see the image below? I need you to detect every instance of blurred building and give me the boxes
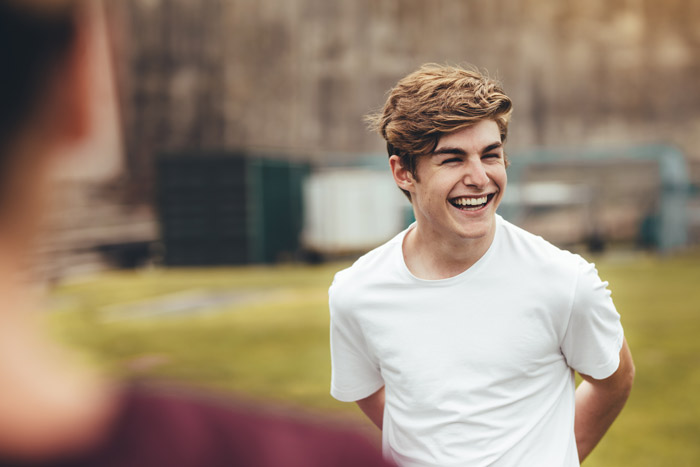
[40,0,700,276]
[111,0,700,199]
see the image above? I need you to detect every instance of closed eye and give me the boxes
[482,153,501,160]
[441,157,462,165]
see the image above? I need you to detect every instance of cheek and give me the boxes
[491,167,507,188]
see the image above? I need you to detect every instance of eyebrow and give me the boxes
[433,141,503,156]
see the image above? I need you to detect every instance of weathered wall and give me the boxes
[115,0,700,200]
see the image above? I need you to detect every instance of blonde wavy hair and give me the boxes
[366,64,513,199]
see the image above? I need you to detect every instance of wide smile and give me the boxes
[448,193,497,212]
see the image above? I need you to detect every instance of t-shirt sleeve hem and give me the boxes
[582,330,625,380]
[330,381,384,403]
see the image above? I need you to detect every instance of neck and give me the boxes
[403,219,497,280]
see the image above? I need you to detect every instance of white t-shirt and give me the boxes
[329,215,624,467]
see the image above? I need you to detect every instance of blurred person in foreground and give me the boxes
[0,1,392,466]
[329,64,635,466]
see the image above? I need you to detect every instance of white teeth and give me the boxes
[454,196,487,206]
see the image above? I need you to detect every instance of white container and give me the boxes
[302,168,410,255]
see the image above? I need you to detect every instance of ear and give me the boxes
[389,155,416,193]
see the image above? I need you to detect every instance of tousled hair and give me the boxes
[366,64,513,200]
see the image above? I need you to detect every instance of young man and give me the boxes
[0,1,391,465]
[329,64,635,466]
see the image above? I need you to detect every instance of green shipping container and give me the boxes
[156,152,309,265]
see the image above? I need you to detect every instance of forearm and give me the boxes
[574,379,630,461]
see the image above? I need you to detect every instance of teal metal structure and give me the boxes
[501,144,691,252]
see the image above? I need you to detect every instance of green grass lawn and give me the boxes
[45,251,700,465]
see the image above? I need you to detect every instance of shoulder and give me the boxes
[495,216,593,295]
[330,228,406,308]
[497,216,586,271]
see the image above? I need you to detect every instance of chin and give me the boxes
[455,219,495,239]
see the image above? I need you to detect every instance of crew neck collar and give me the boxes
[397,215,502,284]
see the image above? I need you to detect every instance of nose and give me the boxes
[462,158,489,187]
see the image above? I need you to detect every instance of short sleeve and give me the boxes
[329,277,384,402]
[560,260,624,380]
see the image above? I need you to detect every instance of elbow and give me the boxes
[617,338,635,399]
[623,360,635,397]
[614,357,635,403]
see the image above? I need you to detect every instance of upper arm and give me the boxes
[574,338,634,462]
[579,338,635,393]
[329,280,383,402]
[561,259,625,379]
[355,386,385,430]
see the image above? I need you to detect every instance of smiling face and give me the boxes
[391,119,507,247]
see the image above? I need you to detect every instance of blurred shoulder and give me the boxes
[77,384,392,467]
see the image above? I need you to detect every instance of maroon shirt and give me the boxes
[1,385,392,467]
